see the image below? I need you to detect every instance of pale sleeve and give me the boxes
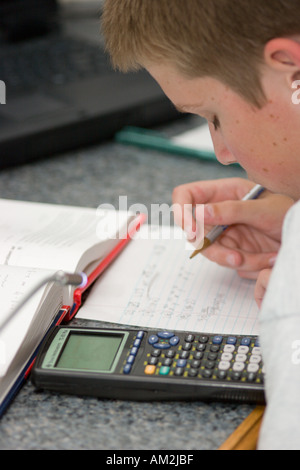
[258,201,300,450]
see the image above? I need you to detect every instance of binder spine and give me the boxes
[65,213,146,321]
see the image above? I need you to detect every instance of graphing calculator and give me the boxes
[32,324,265,404]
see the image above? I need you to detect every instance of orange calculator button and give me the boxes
[144,365,156,375]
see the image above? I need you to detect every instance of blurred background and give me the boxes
[0,0,182,169]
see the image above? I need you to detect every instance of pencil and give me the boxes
[190,184,265,260]
[218,406,265,450]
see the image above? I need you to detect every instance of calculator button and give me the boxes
[227,336,237,345]
[199,335,209,343]
[217,370,227,380]
[163,358,173,367]
[169,336,180,346]
[191,359,201,369]
[221,353,233,362]
[153,342,170,349]
[231,371,242,381]
[241,337,251,346]
[237,346,249,355]
[165,350,175,358]
[247,363,259,373]
[196,343,206,352]
[123,364,132,374]
[148,356,159,365]
[157,331,174,339]
[177,359,187,368]
[185,334,195,342]
[212,335,223,345]
[207,352,218,361]
[130,347,138,356]
[193,351,204,360]
[174,367,184,376]
[136,331,144,339]
[180,350,190,359]
[247,372,257,382]
[203,369,213,378]
[148,335,159,345]
[151,349,161,357]
[235,354,247,363]
[218,361,231,371]
[127,355,135,364]
[250,355,262,364]
[188,369,198,377]
[210,344,220,353]
[223,345,235,354]
[252,347,261,355]
[133,339,141,347]
[204,360,215,370]
[159,366,170,375]
[182,342,192,351]
[144,365,156,375]
[233,362,245,372]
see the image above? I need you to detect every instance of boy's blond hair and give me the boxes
[101,0,300,108]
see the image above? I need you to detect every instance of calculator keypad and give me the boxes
[143,331,264,384]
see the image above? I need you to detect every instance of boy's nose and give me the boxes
[210,130,237,165]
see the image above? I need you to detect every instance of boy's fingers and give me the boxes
[201,199,266,228]
[172,178,256,229]
[202,193,293,229]
[200,243,277,274]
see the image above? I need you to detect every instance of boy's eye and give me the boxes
[212,115,220,131]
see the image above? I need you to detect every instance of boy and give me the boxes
[101,0,300,449]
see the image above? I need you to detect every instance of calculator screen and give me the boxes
[55,331,124,372]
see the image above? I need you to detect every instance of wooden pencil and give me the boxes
[218,406,265,450]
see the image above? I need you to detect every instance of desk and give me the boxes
[0,116,255,450]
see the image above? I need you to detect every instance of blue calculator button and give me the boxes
[148,335,159,345]
[157,331,174,339]
[123,364,132,374]
[241,337,251,346]
[127,355,135,364]
[212,335,223,345]
[153,342,170,350]
[136,331,144,339]
[227,336,237,345]
[133,339,141,348]
[169,336,180,346]
[130,347,138,356]
[177,359,187,368]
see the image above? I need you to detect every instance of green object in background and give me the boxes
[115,126,218,162]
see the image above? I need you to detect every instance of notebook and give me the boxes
[0,197,144,414]
[77,224,260,336]
[0,0,180,169]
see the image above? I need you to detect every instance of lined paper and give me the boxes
[78,225,260,335]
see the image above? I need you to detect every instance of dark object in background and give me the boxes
[0,0,180,169]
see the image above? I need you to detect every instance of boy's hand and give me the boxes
[172,177,294,279]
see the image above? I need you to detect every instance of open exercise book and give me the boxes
[0,198,141,412]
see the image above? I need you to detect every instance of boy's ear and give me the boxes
[264,38,300,83]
